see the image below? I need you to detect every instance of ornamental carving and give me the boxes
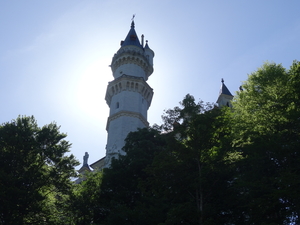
[111,47,153,77]
[105,74,153,107]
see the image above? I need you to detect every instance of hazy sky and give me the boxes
[1,0,300,168]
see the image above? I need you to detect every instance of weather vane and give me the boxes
[132,14,136,21]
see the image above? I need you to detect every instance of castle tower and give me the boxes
[104,20,154,167]
[217,78,233,107]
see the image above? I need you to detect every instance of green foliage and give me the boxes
[98,127,168,225]
[68,61,300,225]
[70,95,238,225]
[68,171,103,224]
[148,95,237,225]
[229,61,300,224]
[0,116,79,224]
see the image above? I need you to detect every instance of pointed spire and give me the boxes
[120,18,142,48]
[217,79,233,108]
[219,78,233,96]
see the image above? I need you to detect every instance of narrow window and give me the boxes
[116,102,119,109]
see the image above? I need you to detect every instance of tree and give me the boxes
[147,94,238,225]
[229,61,300,224]
[90,95,239,225]
[0,116,79,224]
[68,171,103,225]
[98,127,168,225]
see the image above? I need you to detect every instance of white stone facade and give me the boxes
[104,22,154,167]
[216,79,234,107]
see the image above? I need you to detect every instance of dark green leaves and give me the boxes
[229,61,300,224]
[0,116,79,224]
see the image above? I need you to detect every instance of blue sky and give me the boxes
[1,0,300,168]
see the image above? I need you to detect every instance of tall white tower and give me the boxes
[104,20,154,166]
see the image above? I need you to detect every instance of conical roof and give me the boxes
[144,41,150,49]
[219,78,233,96]
[121,21,142,48]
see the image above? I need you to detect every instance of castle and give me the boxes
[77,20,233,174]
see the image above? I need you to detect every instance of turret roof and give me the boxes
[144,41,150,49]
[121,21,143,48]
[219,79,233,96]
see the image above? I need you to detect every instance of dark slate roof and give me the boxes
[144,40,154,56]
[144,41,150,49]
[219,79,233,96]
[121,21,143,48]
[78,163,91,173]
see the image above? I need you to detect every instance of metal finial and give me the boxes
[221,78,224,83]
[131,14,136,28]
[131,14,136,21]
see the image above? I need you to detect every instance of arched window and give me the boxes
[116,102,119,109]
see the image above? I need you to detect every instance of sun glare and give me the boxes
[76,58,111,119]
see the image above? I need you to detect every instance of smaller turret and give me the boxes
[217,78,233,107]
[144,40,154,67]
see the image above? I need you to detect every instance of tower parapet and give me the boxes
[110,21,154,81]
[144,40,154,67]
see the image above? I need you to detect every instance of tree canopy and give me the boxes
[228,61,300,224]
[84,61,300,224]
[3,60,300,225]
[0,116,79,224]
[74,95,237,225]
